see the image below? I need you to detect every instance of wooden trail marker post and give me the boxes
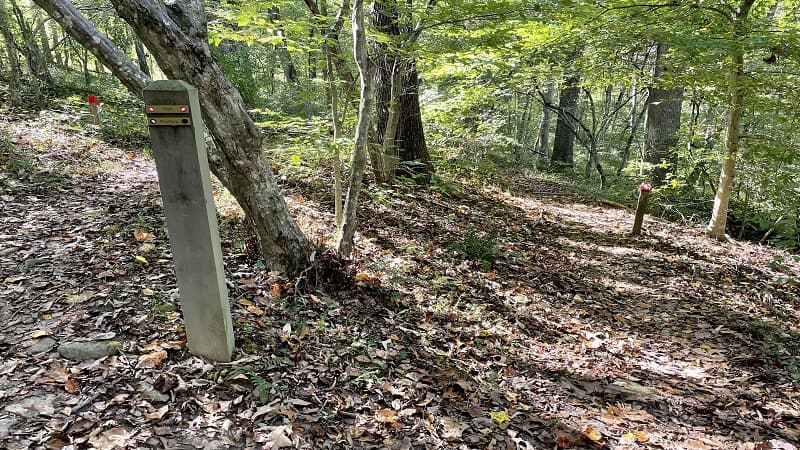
[88,95,101,125]
[631,182,652,236]
[143,80,234,362]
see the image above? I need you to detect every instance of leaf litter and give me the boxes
[1,115,799,449]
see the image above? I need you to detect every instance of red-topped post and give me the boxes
[632,182,652,236]
[87,95,101,126]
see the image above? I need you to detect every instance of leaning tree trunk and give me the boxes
[551,76,579,169]
[706,0,755,241]
[34,0,311,275]
[644,44,684,187]
[335,0,373,256]
[0,0,22,105]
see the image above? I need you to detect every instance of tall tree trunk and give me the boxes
[50,25,61,66]
[134,38,150,77]
[34,0,311,275]
[534,82,554,159]
[335,0,372,256]
[0,0,22,105]
[39,21,53,65]
[371,0,432,183]
[706,0,755,240]
[551,76,579,169]
[644,44,684,187]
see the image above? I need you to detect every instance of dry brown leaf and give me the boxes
[64,377,81,394]
[144,405,169,422]
[376,408,397,424]
[247,305,265,315]
[583,426,602,442]
[137,350,168,368]
[87,427,131,450]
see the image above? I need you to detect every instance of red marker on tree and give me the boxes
[88,94,100,105]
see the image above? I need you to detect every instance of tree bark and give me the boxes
[134,38,150,77]
[371,0,432,183]
[335,0,372,256]
[644,44,684,187]
[0,0,22,105]
[706,0,755,240]
[551,76,579,168]
[9,0,52,90]
[34,0,311,275]
[534,82,554,159]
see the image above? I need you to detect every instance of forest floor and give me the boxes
[1,111,800,450]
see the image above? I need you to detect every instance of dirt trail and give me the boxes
[1,116,799,449]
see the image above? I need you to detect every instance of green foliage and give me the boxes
[454,227,499,270]
[770,255,800,286]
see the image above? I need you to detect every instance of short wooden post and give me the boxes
[88,95,101,126]
[143,80,234,362]
[632,182,652,236]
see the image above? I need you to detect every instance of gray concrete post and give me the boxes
[143,80,234,362]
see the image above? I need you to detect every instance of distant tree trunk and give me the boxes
[707,0,755,240]
[0,0,22,105]
[34,0,312,275]
[81,46,89,86]
[372,0,432,183]
[50,25,62,66]
[534,82,554,159]
[304,0,352,226]
[134,38,150,77]
[268,7,298,83]
[617,86,647,175]
[551,76,579,169]
[644,44,684,187]
[39,21,53,65]
[9,0,53,90]
[335,0,372,256]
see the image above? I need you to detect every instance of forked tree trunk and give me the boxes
[335,0,373,256]
[707,0,755,241]
[644,44,684,187]
[34,0,311,275]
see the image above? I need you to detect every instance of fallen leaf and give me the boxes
[30,329,50,338]
[266,425,293,448]
[583,426,602,442]
[134,255,148,264]
[489,410,510,424]
[137,350,168,368]
[144,405,169,421]
[88,427,130,450]
[133,230,153,241]
[247,305,265,315]
[377,408,397,424]
[64,377,81,394]
[440,416,469,441]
